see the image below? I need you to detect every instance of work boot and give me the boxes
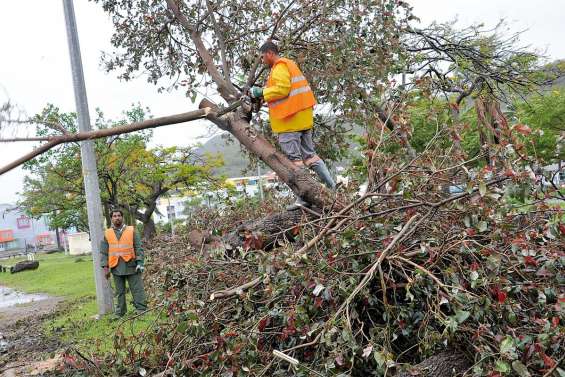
[310,160,336,189]
[286,196,309,211]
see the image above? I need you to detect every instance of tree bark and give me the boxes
[222,209,317,251]
[190,209,320,253]
[395,351,471,377]
[142,217,157,241]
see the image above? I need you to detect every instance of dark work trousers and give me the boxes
[112,272,147,316]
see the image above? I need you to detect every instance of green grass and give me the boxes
[48,298,158,354]
[0,252,95,297]
[0,252,156,354]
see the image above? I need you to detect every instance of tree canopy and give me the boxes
[19,104,222,239]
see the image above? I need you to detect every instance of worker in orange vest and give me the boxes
[100,209,147,317]
[249,41,335,209]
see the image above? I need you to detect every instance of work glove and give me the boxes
[135,262,145,273]
[103,266,111,279]
[249,86,263,99]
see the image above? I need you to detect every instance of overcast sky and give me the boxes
[1,0,564,204]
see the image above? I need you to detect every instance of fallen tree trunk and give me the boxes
[200,100,334,210]
[185,101,341,252]
[395,351,471,377]
[10,261,39,274]
[188,208,319,252]
[222,208,315,251]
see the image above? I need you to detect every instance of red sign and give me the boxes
[16,215,30,229]
[0,230,14,242]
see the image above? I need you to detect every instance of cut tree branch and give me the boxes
[0,136,51,142]
[209,276,262,300]
[0,108,212,176]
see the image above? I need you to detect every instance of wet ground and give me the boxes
[0,286,64,376]
[0,287,49,310]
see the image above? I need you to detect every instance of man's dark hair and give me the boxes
[111,209,124,217]
[259,41,279,54]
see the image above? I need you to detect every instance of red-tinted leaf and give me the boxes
[243,232,264,251]
[470,261,480,271]
[542,354,556,369]
[466,228,477,237]
[497,290,507,304]
[559,224,565,235]
[551,316,560,328]
[511,236,527,247]
[504,168,516,177]
[258,317,270,332]
[490,286,507,304]
[481,248,493,256]
[513,123,532,135]
[524,256,538,267]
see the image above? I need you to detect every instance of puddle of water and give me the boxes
[0,286,48,309]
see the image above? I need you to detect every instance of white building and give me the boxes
[154,173,281,223]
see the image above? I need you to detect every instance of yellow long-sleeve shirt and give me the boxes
[263,62,313,134]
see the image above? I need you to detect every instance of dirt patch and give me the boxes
[0,295,65,376]
[0,296,63,330]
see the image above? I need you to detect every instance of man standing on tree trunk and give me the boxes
[250,41,336,210]
[100,209,147,317]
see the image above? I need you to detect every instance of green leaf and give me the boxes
[373,351,386,367]
[495,360,511,374]
[500,336,518,360]
[511,361,531,377]
[479,181,487,197]
[176,321,188,333]
[464,216,471,228]
[454,309,470,324]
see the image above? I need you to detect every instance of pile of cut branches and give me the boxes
[72,136,563,377]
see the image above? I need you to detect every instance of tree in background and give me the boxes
[513,88,565,164]
[19,104,222,239]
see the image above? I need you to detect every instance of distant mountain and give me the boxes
[195,121,364,178]
[196,133,254,177]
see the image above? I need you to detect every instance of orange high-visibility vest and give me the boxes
[105,226,135,268]
[266,58,316,120]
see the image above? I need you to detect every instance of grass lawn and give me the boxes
[0,252,95,297]
[0,252,156,354]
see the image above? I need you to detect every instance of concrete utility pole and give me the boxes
[62,0,113,314]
